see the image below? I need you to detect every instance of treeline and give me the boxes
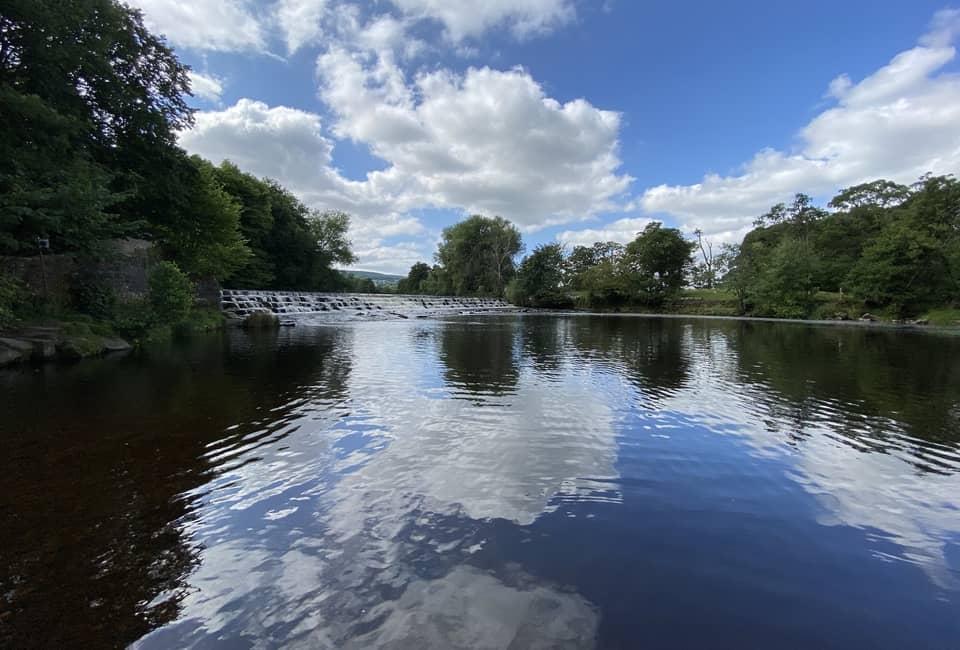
[1,0,356,294]
[727,176,960,318]
[398,175,959,319]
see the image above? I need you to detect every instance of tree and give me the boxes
[435,215,522,296]
[398,262,431,294]
[829,180,912,211]
[213,161,275,288]
[846,175,959,315]
[508,243,570,307]
[691,229,719,288]
[0,0,192,253]
[151,156,250,280]
[752,237,820,318]
[567,241,624,290]
[621,223,695,305]
[753,193,827,239]
[309,210,356,270]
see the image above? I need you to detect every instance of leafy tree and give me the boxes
[753,193,827,240]
[1,0,192,253]
[213,162,274,288]
[148,261,194,326]
[398,262,431,294]
[622,222,695,305]
[752,237,820,318]
[421,265,453,295]
[567,241,624,290]
[435,215,522,296]
[151,156,250,280]
[509,243,570,307]
[829,180,911,211]
[843,175,959,315]
[309,210,356,271]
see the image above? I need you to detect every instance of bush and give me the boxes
[111,298,155,340]
[148,261,195,326]
[71,272,116,320]
[0,272,26,328]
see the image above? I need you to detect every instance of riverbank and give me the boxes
[0,307,226,368]
[570,288,960,327]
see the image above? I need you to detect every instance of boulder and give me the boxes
[910,318,930,326]
[102,338,133,353]
[833,312,850,321]
[0,338,32,366]
[859,313,878,322]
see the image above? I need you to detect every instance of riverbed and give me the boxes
[2,315,958,648]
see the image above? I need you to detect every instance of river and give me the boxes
[2,315,958,648]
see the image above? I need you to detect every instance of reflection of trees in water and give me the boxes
[568,316,692,397]
[439,319,519,395]
[0,328,352,648]
[517,317,568,374]
[727,323,960,454]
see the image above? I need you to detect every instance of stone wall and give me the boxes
[0,239,159,305]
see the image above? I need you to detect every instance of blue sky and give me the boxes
[131,0,960,274]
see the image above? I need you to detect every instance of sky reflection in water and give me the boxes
[1,316,959,649]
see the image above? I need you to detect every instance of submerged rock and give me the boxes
[241,312,281,329]
[0,337,32,366]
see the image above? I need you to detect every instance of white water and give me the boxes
[220,289,515,320]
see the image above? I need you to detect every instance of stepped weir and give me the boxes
[220,289,515,321]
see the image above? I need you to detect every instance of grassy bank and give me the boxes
[568,288,959,325]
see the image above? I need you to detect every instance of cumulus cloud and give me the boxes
[387,0,575,42]
[557,217,652,248]
[639,8,960,242]
[187,71,224,102]
[274,0,330,54]
[127,0,266,52]
[178,99,425,273]
[316,50,632,229]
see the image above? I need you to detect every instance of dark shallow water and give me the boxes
[2,315,959,649]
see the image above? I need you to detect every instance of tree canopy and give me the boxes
[1,0,358,291]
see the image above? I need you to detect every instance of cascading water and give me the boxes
[220,289,516,321]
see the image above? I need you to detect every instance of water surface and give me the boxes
[2,315,959,648]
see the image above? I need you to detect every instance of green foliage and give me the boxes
[70,272,116,321]
[0,271,26,327]
[149,155,250,281]
[398,262,432,293]
[622,223,695,306]
[436,215,522,297]
[752,238,820,318]
[1,0,191,255]
[148,261,195,326]
[509,243,571,307]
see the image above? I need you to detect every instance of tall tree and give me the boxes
[398,262,431,294]
[621,222,695,305]
[0,0,193,252]
[435,215,522,297]
[508,243,570,307]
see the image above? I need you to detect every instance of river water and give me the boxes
[2,315,959,648]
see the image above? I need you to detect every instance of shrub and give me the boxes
[0,272,26,328]
[71,272,116,320]
[148,261,195,326]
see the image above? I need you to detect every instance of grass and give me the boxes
[918,308,960,326]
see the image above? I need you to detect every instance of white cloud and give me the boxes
[127,0,266,52]
[178,99,426,274]
[557,217,652,248]
[640,8,960,242]
[188,71,224,102]
[316,50,632,229]
[274,0,330,54]
[388,0,575,42]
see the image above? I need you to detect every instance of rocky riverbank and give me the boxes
[0,325,132,367]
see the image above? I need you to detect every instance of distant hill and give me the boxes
[339,269,403,285]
